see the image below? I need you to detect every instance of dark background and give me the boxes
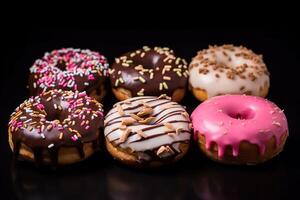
[1,30,299,200]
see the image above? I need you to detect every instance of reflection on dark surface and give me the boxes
[11,154,108,200]
[191,161,288,200]
[105,165,188,200]
[10,143,289,200]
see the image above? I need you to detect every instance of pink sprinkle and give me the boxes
[17,122,23,126]
[88,74,95,80]
[79,92,86,97]
[85,126,90,130]
[97,111,103,117]
[71,135,78,141]
[80,121,85,126]
[37,104,44,110]
[69,63,76,69]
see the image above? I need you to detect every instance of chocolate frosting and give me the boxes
[110,46,189,97]
[9,89,104,166]
[28,48,109,97]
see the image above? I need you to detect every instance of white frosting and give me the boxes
[104,96,191,156]
[189,45,270,98]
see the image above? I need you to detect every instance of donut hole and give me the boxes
[43,105,67,123]
[55,59,67,70]
[227,108,255,120]
[212,51,251,69]
[212,53,232,67]
[45,113,61,122]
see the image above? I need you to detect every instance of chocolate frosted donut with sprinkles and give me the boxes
[8,89,104,166]
[104,95,192,167]
[109,46,189,102]
[29,48,109,102]
[189,44,270,101]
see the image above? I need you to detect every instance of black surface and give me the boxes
[1,30,299,200]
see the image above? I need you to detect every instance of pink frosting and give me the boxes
[191,95,288,158]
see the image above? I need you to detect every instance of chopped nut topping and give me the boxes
[117,104,125,116]
[119,128,132,143]
[121,118,136,126]
[164,122,175,130]
[139,117,155,124]
[137,107,153,117]
[137,130,147,138]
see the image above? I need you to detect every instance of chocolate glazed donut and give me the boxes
[109,46,189,102]
[28,48,109,102]
[8,89,104,166]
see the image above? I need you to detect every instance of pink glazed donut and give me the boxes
[191,95,288,165]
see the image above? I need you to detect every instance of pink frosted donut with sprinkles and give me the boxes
[8,89,104,166]
[191,95,288,165]
[29,48,109,101]
[189,44,270,101]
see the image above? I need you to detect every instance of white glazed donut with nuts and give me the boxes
[104,95,192,167]
[189,44,270,101]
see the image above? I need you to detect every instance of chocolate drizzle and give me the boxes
[49,147,59,166]
[14,141,21,157]
[76,141,85,158]
[33,148,44,166]
[8,89,104,166]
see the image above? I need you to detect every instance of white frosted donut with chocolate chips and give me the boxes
[189,45,270,101]
[104,95,192,167]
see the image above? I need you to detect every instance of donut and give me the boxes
[8,89,104,166]
[189,45,270,101]
[29,48,109,102]
[104,95,192,167]
[191,95,288,165]
[109,46,189,102]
